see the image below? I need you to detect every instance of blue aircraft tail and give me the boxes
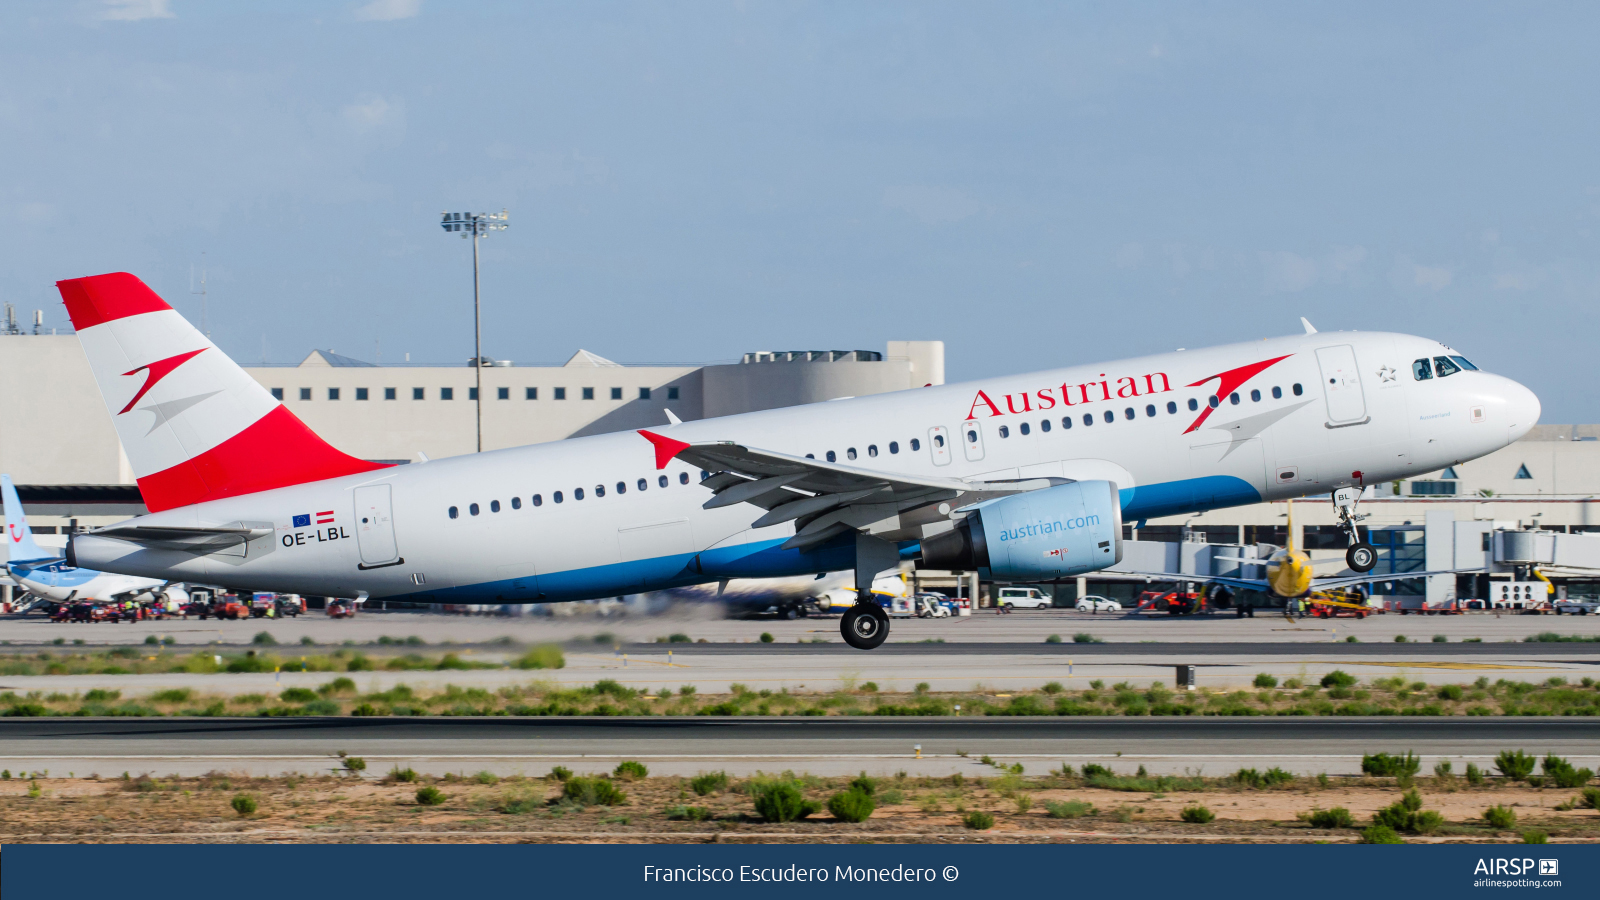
[2,474,53,563]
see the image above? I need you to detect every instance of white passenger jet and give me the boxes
[59,273,1539,649]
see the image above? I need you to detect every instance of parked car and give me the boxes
[996,587,1052,609]
[1075,595,1121,612]
[1554,599,1600,615]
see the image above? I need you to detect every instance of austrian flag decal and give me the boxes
[291,512,335,528]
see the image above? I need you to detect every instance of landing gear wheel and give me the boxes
[1346,542,1377,573]
[840,603,889,650]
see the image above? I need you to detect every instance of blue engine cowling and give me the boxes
[918,480,1123,581]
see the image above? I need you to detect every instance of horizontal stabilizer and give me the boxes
[90,523,272,553]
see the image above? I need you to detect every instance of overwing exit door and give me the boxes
[1315,344,1368,425]
[353,484,402,568]
[962,421,986,462]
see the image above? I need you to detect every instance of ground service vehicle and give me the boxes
[1075,595,1121,612]
[996,587,1052,609]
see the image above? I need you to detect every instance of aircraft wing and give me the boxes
[87,523,272,553]
[642,431,1054,551]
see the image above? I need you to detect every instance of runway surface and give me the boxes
[665,641,1600,657]
[5,606,1599,648]
[5,716,1595,779]
[2,639,1595,699]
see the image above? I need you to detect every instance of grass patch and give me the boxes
[512,645,566,670]
[962,811,995,830]
[1046,799,1097,819]
[752,781,820,823]
[563,777,626,807]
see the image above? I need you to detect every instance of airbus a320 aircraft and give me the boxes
[59,273,1539,649]
[3,473,179,606]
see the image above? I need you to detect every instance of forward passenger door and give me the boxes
[1316,345,1368,426]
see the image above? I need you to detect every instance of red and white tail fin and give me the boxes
[57,272,389,513]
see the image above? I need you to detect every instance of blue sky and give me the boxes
[4,2,1598,420]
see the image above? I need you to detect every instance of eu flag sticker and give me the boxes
[292,514,310,528]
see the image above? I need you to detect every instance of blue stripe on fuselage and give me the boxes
[1118,475,1261,521]
[390,533,860,605]
[391,475,1259,604]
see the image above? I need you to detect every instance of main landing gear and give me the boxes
[1333,485,1376,573]
[841,603,890,650]
[840,533,900,650]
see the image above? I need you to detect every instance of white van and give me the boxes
[996,587,1052,609]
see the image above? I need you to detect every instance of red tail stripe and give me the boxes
[58,273,172,330]
[136,405,390,512]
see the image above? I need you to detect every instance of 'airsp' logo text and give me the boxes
[1474,859,1556,876]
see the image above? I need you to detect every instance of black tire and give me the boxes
[840,603,889,650]
[783,606,798,620]
[1346,542,1377,573]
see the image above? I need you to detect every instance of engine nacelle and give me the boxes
[919,480,1123,581]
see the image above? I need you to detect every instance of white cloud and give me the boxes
[882,185,983,225]
[16,202,54,222]
[342,96,400,132]
[97,0,175,21]
[353,0,421,22]
[1258,246,1367,293]
[1413,264,1453,291]
[1259,251,1319,293]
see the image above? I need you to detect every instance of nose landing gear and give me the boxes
[1333,485,1376,573]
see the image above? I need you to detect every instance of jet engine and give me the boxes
[919,480,1123,581]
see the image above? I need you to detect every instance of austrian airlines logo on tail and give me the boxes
[118,348,208,414]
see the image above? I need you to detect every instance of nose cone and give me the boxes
[1503,378,1541,444]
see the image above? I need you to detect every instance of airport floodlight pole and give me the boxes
[440,209,509,452]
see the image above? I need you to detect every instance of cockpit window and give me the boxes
[1450,355,1478,371]
[1433,356,1461,377]
[1412,358,1433,380]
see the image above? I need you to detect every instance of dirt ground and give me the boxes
[1,770,1594,844]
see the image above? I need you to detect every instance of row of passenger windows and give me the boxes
[271,386,681,402]
[811,438,923,463]
[1413,356,1477,380]
[448,471,695,518]
[805,384,1307,460]
[988,384,1306,436]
